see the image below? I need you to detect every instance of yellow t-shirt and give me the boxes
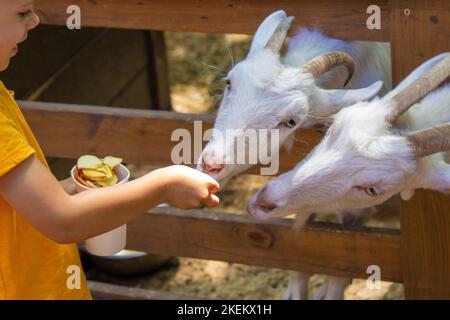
[0,81,91,300]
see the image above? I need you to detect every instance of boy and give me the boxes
[0,0,220,299]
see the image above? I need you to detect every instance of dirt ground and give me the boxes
[85,31,404,300]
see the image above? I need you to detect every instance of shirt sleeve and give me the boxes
[0,109,36,177]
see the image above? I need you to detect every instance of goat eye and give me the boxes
[364,186,382,197]
[225,79,231,90]
[283,118,297,128]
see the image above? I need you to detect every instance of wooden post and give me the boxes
[389,0,450,299]
[146,30,171,110]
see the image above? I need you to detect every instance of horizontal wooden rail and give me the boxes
[35,0,389,42]
[19,100,323,175]
[126,206,402,282]
[88,281,206,300]
[20,102,402,281]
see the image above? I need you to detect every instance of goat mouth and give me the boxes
[206,168,229,181]
[257,203,277,212]
[207,168,223,174]
[247,202,277,219]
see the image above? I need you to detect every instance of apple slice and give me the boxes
[100,164,113,180]
[75,170,91,188]
[82,169,107,181]
[77,155,102,170]
[97,172,118,187]
[103,156,123,169]
[76,154,124,188]
[109,172,119,185]
[84,180,99,188]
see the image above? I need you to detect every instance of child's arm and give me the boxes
[0,155,219,244]
[59,177,76,195]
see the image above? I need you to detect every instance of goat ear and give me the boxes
[248,10,287,56]
[311,81,383,116]
[400,189,415,201]
[420,164,450,194]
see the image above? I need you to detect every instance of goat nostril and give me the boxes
[258,203,277,211]
[202,159,224,173]
[255,189,277,212]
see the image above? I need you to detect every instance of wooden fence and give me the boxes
[26,0,450,299]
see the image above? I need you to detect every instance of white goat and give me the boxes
[248,53,450,249]
[199,10,390,181]
[198,10,391,300]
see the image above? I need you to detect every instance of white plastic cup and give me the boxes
[70,164,130,256]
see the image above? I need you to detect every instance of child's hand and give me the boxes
[160,165,220,209]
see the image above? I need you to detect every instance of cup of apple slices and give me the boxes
[70,155,130,256]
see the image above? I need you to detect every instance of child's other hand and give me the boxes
[161,165,220,209]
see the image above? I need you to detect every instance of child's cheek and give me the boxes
[0,38,11,65]
[0,31,19,71]
[0,44,11,71]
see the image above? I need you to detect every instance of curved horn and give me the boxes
[386,55,450,125]
[264,16,294,54]
[301,52,355,87]
[407,123,450,158]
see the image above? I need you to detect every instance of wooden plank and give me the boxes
[88,281,206,300]
[125,206,402,282]
[0,25,102,99]
[34,29,152,107]
[390,0,450,85]
[19,101,323,175]
[399,191,450,299]
[389,0,450,299]
[109,67,154,109]
[35,0,389,42]
[146,31,171,110]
